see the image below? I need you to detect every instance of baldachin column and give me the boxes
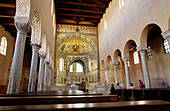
[7,17,30,94]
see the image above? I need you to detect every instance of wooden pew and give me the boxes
[0,95,118,106]
[0,100,169,111]
[0,90,103,97]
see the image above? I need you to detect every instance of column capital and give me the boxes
[39,51,46,58]
[122,56,129,62]
[105,65,110,70]
[14,16,31,33]
[136,45,147,52]
[48,64,52,69]
[161,29,170,39]
[100,68,105,71]
[112,61,119,66]
[30,43,41,48]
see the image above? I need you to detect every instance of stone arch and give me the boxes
[113,49,122,62]
[31,10,41,46]
[106,55,112,66]
[100,60,106,85]
[123,39,137,57]
[68,58,89,88]
[140,23,163,46]
[100,60,105,69]
[69,58,88,71]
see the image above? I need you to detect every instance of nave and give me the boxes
[0,0,170,110]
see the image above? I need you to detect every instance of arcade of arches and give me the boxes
[0,0,170,94]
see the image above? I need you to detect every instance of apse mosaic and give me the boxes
[55,24,98,89]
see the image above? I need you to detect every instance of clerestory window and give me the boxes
[0,37,7,56]
[133,51,139,64]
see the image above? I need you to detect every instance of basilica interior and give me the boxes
[0,0,170,110]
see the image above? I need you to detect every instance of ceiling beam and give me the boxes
[57,18,100,23]
[2,23,14,26]
[0,3,16,8]
[0,15,14,18]
[58,13,101,19]
[58,7,104,14]
[56,22,97,27]
[59,1,106,8]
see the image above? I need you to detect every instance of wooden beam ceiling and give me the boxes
[55,0,112,26]
[59,1,106,8]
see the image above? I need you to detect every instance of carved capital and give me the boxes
[112,61,119,66]
[105,65,110,70]
[136,45,147,52]
[161,29,170,39]
[122,56,129,62]
[48,64,52,69]
[136,45,147,55]
[100,69,105,71]
[30,42,41,48]
[39,51,46,58]
[14,16,31,33]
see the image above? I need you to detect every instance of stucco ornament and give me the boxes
[31,11,41,46]
[16,0,30,17]
[39,33,47,57]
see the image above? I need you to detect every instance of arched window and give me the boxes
[76,63,83,72]
[119,0,124,9]
[133,51,139,64]
[70,64,73,72]
[147,46,152,59]
[163,39,170,54]
[59,58,64,71]
[0,37,7,56]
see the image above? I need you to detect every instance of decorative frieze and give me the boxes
[57,24,97,35]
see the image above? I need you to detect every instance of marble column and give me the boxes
[137,45,151,88]
[112,61,119,85]
[122,56,131,89]
[47,64,52,90]
[7,17,30,94]
[105,65,110,85]
[43,61,49,91]
[162,29,170,46]
[86,69,90,89]
[28,44,40,92]
[37,53,46,91]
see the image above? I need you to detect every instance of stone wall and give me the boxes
[0,25,15,93]
[98,0,170,88]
